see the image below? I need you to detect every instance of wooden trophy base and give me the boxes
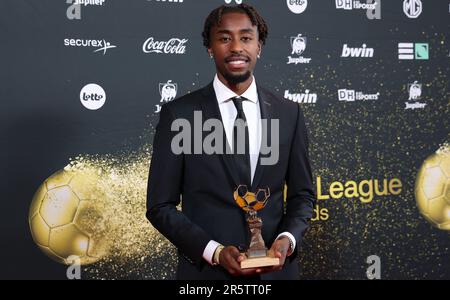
[240,256,280,269]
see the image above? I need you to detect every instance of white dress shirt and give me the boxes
[202,75,296,265]
[214,74,261,182]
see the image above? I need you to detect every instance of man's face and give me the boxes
[208,12,261,85]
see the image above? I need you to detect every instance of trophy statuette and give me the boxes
[234,185,280,269]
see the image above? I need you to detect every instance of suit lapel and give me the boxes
[200,83,240,188]
[251,87,276,191]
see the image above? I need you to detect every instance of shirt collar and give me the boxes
[213,74,258,104]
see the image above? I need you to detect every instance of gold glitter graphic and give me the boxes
[30,147,177,279]
[70,149,178,279]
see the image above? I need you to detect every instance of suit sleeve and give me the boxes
[281,104,316,253]
[146,104,211,266]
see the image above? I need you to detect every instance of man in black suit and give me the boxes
[146,4,315,280]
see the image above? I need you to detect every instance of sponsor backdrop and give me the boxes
[0,0,448,279]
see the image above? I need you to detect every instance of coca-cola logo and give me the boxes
[142,37,188,54]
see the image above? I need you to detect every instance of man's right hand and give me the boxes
[218,246,262,276]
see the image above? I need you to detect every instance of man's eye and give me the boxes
[220,37,231,42]
[242,37,252,41]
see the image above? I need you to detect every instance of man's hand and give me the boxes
[218,238,290,276]
[218,246,262,276]
[265,236,290,272]
[242,236,290,275]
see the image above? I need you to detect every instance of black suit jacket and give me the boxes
[146,82,315,280]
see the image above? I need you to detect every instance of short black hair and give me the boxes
[202,4,269,48]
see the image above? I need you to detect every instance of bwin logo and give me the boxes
[341,44,374,58]
[225,0,243,4]
[284,90,317,104]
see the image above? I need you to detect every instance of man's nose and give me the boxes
[230,39,244,53]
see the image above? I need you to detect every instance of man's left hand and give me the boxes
[251,236,290,274]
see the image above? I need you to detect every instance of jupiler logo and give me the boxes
[405,81,426,109]
[155,80,178,113]
[287,34,311,65]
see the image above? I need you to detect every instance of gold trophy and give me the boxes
[234,185,280,269]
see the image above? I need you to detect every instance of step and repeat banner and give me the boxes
[0,0,448,279]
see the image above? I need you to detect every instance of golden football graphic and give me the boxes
[29,168,110,265]
[415,145,450,230]
[234,185,270,212]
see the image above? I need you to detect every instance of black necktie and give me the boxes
[231,97,251,187]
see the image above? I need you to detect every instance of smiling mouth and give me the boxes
[226,57,250,68]
[228,60,247,65]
